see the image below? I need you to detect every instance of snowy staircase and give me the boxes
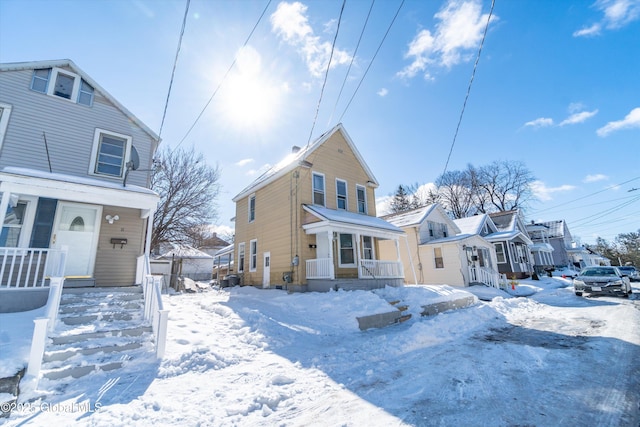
[41,287,155,380]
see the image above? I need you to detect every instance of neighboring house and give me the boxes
[231,123,405,292]
[212,243,234,284]
[524,221,555,275]
[487,210,534,279]
[158,244,214,282]
[380,206,500,287]
[197,233,230,258]
[526,220,572,268]
[568,245,611,268]
[0,59,160,295]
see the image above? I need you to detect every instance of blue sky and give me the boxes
[1,0,639,245]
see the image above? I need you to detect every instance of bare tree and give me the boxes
[151,147,221,253]
[475,160,535,212]
[435,170,475,219]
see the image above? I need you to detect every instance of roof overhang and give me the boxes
[0,167,159,216]
[529,243,554,253]
[302,205,404,240]
[485,230,533,245]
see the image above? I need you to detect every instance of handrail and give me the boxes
[0,247,66,288]
[144,275,168,359]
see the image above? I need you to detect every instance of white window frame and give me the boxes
[0,103,12,149]
[494,242,507,264]
[88,128,132,179]
[249,239,257,272]
[336,179,347,210]
[434,247,444,269]
[428,221,435,237]
[312,172,326,206]
[30,67,94,106]
[338,233,356,267]
[248,194,256,223]
[356,185,367,214]
[362,235,374,260]
[0,195,37,248]
[441,223,448,238]
[238,242,246,273]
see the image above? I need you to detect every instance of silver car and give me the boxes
[573,266,632,297]
[617,265,640,282]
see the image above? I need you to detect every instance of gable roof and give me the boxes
[381,204,462,234]
[0,59,160,143]
[159,244,213,259]
[232,123,377,202]
[302,204,404,238]
[453,214,495,235]
[488,210,518,231]
[536,220,568,239]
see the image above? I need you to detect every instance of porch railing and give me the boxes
[306,258,333,279]
[0,247,67,288]
[359,259,403,279]
[143,274,169,359]
[469,266,501,289]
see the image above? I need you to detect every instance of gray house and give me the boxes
[0,59,160,293]
[487,210,534,279]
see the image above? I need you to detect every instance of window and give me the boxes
[336,179,347,210]
[0,103,12,148]
[30,67,94,106]
[362,236,374,260]
[441,223,448,238]
[339,233,355,266]
[312,173,325,206]
[0,202,27,247]
[434,247,444,269]
[356,185,367,214]
[248,195,256,223]
[238,242,246,273]
[428,221,435,237]
[89,128,132,178]
[494,242,506,263]
[250,239,257,271]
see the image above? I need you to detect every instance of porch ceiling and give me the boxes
[0,167,159,213]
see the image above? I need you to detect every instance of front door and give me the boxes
[51,202,102,277]
[262,252,270,288]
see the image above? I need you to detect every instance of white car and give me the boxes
[573,266,632,298]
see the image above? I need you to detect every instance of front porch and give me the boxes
[306,258,404,291]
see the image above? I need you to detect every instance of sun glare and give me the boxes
[218,46,283,132]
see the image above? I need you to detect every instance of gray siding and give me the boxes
[0,67,155,187]
[94,206,146,286]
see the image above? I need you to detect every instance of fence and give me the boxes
[0,247,66,288]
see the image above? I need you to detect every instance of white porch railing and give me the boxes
[469,266,502,289]
[0,247,67,288]
[306,258,333,279]
[359,259,403,279]
[143,274,169,359]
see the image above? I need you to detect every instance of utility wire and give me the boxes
[328,0,375,126]
[441,0,495,177]
[338,0,404,123]
[159,0,190,139]
[570,195,640,227]
[173,0,272,151]
[307,0,347,147]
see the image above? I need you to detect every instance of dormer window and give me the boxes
[30,67,94,106]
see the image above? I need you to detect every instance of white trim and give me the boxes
[336,178,347,210]
[312,172,326,207]
[434,246,444,269]
[88,128,133,179]
[356,184,367,214]
[237,242,245,273]
[248,194,256,223]
[249,239,257,272]
[46,67,82,103]
[494,242,507,264]
[262,252,271,288]
[338,233,356,268]
[0,103,12,149]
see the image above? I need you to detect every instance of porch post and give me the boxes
[145,209,154,260]
[355,232,361,279]
[328,231,335,279]
[403,236,416,284]
[0,190,11,227]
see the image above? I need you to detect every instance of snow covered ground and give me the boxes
[2,275,639,426]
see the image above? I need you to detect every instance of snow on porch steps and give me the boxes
[41,287,155,381]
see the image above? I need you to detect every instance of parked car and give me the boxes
[573,266,632,297]
[617,265,639,282]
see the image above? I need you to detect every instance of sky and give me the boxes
[3,275,640,425]
[1,0,639,245]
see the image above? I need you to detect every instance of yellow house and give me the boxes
[232,124,405,292]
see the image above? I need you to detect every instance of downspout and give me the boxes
[413,227,424,283]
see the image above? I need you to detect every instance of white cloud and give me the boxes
[397,0,496,79]
[209,224,235,238]
[235,158,254,167]
[596,107,640,136]
[247,163,271,176]
[574,0,640,37]
[377,88,388,97]
[531,180,576,201]
[375,195,393,216]
[524,117,554,128]
[270,2,351,78]
[583,174,608,183]
[558,109,598,126]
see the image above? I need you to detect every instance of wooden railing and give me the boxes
[0,247,67,288]
[359,259,403,279]
[469,266,502,288]
[143,275,169,359]
[306,258,333,279]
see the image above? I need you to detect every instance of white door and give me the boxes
[262,252,271,288]
[51,202,102,277]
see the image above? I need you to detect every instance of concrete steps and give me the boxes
[40,287,154,381]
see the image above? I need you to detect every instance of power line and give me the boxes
[338,0,405,123]
[307,0,347,146]
[328,0,375,126]
[173,0,272,152]
[159,0,190,139]
[441,0,495,177]
[570,195,640,227]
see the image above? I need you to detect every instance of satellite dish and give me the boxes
[129,145,140,171]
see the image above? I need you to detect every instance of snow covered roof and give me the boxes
[302,204,404,237]
[485,230,533,245]
[160,245,213,259]
[0,59,160,143]
[232,124,378,202]
[488,210,518,231]
[453,214,487,235]
[381,204,438,228]
[214,243,234,257]
[535,220,568,239]
[530,243,554,252]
